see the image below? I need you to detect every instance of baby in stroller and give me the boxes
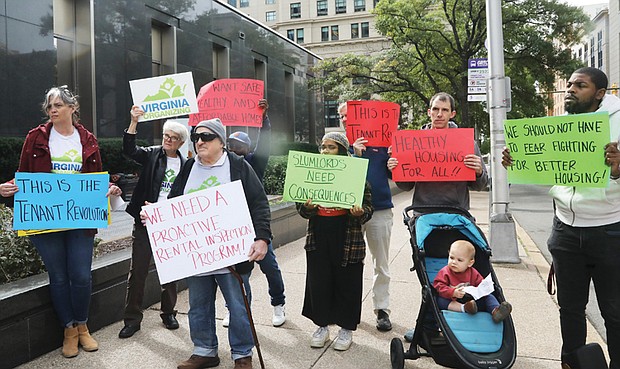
[433,240,512,323]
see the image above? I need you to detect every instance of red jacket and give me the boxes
[433,265,483,300]
[18,121,102,174]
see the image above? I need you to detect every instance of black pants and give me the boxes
[302,215,363,331]
[548,217,620,369]
[123,222,177,325]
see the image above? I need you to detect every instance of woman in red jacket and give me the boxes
[0,86,121,358]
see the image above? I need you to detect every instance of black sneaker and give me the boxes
[161,313,180,330]
[376,309,392,331]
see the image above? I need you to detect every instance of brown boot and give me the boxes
[77,324,99,352]
[234,357,252,369]
[463,300,478,314]
[62,326,79,358]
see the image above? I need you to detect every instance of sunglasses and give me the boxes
[191,132,219,143]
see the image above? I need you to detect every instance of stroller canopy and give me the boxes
[415,213,488,251]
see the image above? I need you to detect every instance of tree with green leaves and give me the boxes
[311,0,589,145]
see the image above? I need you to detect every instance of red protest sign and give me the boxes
[188,79,264,126]
[345,101,400,147]
[391,128,475,182]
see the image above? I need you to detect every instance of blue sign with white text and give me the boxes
[468,58,488,69]
[13,172,109,230]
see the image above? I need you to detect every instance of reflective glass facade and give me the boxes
[0,0,322,144]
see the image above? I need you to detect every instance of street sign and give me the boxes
[468,58,488,103]
[469,58,489,68]
[468,86,486,94]
[468,94,486,102]
[468,68,489,79]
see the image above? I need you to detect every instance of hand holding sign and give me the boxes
[282,151,369,208]
[143,181,256,284]
[13,173,110,230]
[391,128,475,182]
[189,79,265,127]
[503,112,610,187]
[129,72,199,122]
[346,101,400,147]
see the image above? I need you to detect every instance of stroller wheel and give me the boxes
[390,337,405,369]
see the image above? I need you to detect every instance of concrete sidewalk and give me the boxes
[20,190,607,368]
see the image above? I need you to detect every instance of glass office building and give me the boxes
[0,0,322,144]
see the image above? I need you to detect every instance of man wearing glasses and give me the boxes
[118,106,189,338]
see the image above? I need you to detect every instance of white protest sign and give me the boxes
[142,180,255,284]
[129,72,199,122]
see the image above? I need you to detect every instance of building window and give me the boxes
[317,0,328,16]
[331,25,339,41]
[324,100,340,128]
[584,42,588,63]
[296,28,304,43]
[335,0,346,14]
[590,37,595,67]
[287,29,295,41]
[240,0,249,7]
[266,11,276,21]
[598,30,603,69]
[354,0,366,12]
[266,0,275,3]
[351,24,359,38]
[228,0,237,6]
[321,26,329,41]
[290,2,301,18]
[361,22,369,38]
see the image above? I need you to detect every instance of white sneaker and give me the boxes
[272,304,286,327]
[310,326,330,348]
[333,328,352,351]
[222,312,230,328]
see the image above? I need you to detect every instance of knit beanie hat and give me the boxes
[195,118,226,143]
[322,132,350,154]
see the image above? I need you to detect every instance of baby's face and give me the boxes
[448,244,474,273]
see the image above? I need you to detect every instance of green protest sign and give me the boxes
[504,112,610,187]
[283,151,369,208]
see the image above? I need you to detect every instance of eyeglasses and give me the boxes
[163,133,181,142]
[191,132,219,143]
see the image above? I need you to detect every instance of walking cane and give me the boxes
[228,266,266,369]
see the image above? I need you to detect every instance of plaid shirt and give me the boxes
[297,182,373,266]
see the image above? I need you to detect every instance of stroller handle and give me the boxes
[402,205,474,226]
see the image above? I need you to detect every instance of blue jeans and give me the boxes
[30,230,94,327]
[437,295,500,313]
[257,242,285,306]
[187,272,254,361]
[548,217,620,369]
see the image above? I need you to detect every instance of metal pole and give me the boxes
[486,0,520,263]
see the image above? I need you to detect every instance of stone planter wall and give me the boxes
[0,201,306,369]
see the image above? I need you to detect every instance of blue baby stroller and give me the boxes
[390,205,517,369]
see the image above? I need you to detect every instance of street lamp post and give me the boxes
[486,0,520,263]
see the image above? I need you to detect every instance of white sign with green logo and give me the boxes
[129,72,199,122]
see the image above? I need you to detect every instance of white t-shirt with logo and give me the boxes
[49,127,83,174]
[157,156,181,203]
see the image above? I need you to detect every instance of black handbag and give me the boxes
[562,343,608,369]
